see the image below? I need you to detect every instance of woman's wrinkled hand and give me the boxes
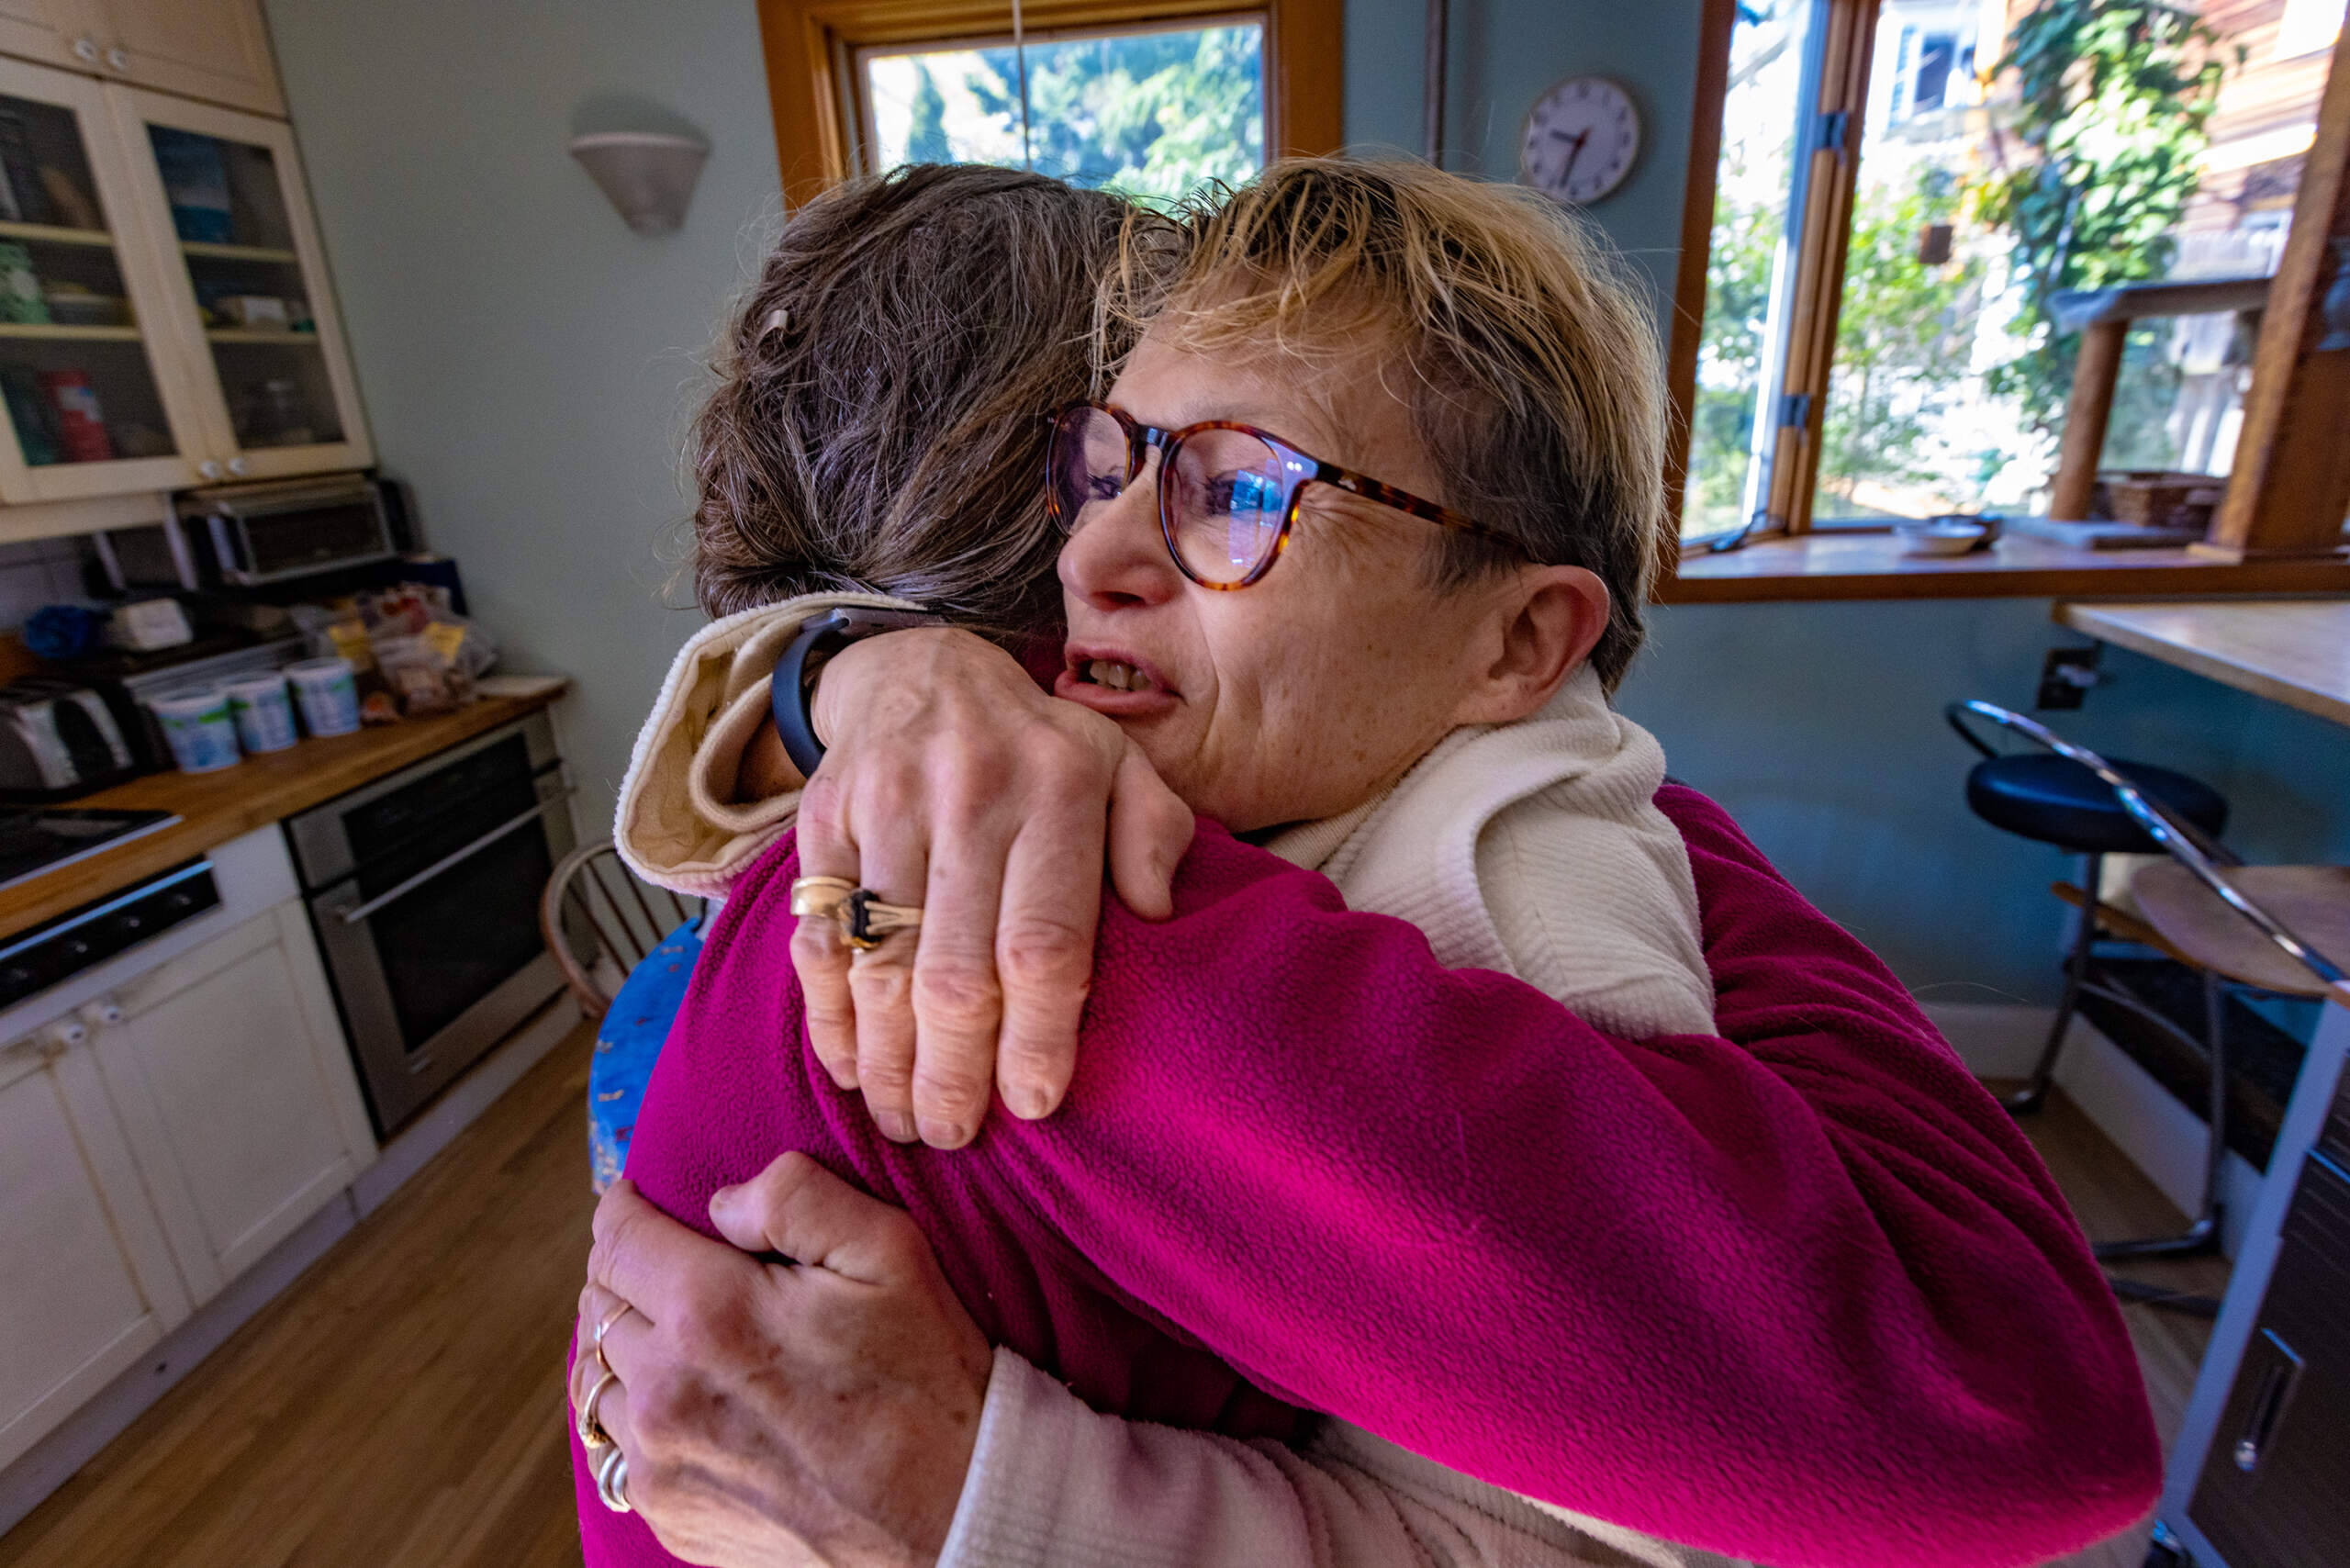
[795,626,1193,1148]
[576,1156,992,1568]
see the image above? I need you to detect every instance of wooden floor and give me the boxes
[0,1043,2226,1568]
[0,1024,599,1568]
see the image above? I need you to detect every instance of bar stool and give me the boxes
[1947,701,2231,1115]
[1951,705,2344,1282]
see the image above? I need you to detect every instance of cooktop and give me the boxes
[0,808,180,895]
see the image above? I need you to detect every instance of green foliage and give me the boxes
[1973,0,2232,434]
[1816,170,1982,508]
[906,62,950,165]
[968,26,1263,205]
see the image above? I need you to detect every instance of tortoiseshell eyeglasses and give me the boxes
[1045,399,1521,590]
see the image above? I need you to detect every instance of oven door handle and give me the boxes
[337,787,576,925]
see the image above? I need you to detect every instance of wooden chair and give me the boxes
[539,841,699,1019]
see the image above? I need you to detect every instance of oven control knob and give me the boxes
[2,965,36,991]
[62,936,91,959]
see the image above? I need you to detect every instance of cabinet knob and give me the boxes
[45,1017,86,1051]
[227,456,249,476]
[71,34,97,62]
[105,46,128,72]
[80,997,123,1027]
[198,459,222,480]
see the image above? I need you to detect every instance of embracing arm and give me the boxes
[959,812,2152,1568]
[943,1350,1639,1568]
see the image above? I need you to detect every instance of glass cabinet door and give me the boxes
[0,55,205,501]
[107,85,370,482]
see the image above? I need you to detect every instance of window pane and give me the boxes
[1684,0,1820,541]
[1809,0,2335,525]
[861,19,1264,205]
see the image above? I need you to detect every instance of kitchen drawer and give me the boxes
[2186,1149,2350,1568]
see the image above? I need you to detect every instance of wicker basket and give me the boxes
[2093,469,2226,530]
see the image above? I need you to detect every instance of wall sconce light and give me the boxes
[569,130,710,235]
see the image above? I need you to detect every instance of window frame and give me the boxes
[1662,0,2350,591]
[755,0,1340,209]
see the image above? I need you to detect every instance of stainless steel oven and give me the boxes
[285,711,574,1137]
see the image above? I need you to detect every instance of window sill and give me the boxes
[1660,530,2350,603]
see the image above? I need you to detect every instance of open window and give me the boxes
[1668,0,2347,566]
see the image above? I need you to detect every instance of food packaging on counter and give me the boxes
[146,689,240,773]
[112,597,194,652]
[286,656,360,737]
[225,672,297,753]
[291,587,498,722]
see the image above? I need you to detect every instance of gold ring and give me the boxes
[576,1368,621,1450]
[790,878,922,952]
[596,1442,632,1514]
[789,876,857,915]
[591,1299,632,1375]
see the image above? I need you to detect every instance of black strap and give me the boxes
[770,607,946,777]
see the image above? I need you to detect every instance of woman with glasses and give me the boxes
[580,160,2154,1568]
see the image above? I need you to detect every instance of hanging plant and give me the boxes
[1973,0,2237,435]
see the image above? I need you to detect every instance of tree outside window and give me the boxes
[862,20,1265,207]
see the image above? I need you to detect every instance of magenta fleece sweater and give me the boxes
[576,785,2157,1567]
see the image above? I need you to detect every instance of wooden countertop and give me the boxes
[1664,531,2350,602]
[2055,599,2350,728]
[0,682,569,940]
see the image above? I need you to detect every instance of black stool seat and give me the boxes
[1966,754,2228,855]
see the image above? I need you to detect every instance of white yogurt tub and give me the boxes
[225,672,299,753]
[147,688,241,773]
[287,656,361,737]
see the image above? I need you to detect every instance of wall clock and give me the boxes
[1519,75,1641,207]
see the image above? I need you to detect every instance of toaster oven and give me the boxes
[173,475,400,587]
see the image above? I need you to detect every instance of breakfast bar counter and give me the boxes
[0,678,569,941]
[2054,599,2350,730]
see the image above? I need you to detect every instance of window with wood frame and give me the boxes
[1671,0,2348,555]
[755,0,1341,209]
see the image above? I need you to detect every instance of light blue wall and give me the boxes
[1619,602,2350,1001]
[1341,0,1703,316]
[261,0,2348,1004]
[263,0,782,832]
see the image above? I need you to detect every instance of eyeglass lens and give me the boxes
[1051,407,1292,586]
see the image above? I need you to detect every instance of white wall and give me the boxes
[263,0,784,830]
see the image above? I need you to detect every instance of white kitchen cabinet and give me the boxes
[106,87,370,481]
[0,0,281,116]
[0,1021,191,1474]
[0,53,218,503]
[44,0,284,117]
[89,900,375,1303]
[0,55,365,519]
[0,0,81,74]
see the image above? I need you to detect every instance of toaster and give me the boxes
[0,682,138,798]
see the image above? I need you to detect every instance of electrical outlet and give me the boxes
[2036,645,2101,710]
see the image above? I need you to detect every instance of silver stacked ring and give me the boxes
[596,1442,632,1513]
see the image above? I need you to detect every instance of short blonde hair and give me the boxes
[1104,158,1665,690]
